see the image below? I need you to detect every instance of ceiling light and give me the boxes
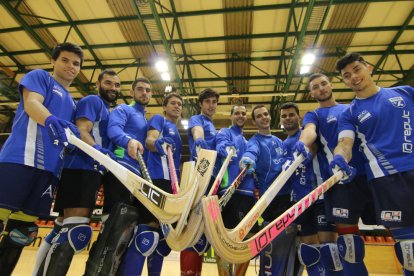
[161,72,171,81]
[300,65,311,75]
[301,53,316,65]
[155,60,168,72]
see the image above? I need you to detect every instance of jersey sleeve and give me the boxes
[189,115,203,130]
[302,111,319,130]
[216,128,231,155]
[18,69,51,98]
[148,114,164,133]
[75,96,101,122]
[107,105,131,148]
[243,137,260,162]
[337,106,356,140]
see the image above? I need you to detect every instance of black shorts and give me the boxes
[53,168,102,213]
[221,193,259,233]
[295,200,336,236]
[324,175,376,225]
[369,171,414,227]
[261,194,292,223]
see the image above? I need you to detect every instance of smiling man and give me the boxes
[0,42,83,275]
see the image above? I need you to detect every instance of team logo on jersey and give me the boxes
[381,210,402,222]
[389,96,406,108]
[333,208,349,218]
[168,128,176,136]
[274,147,283,155]
[52,86,63,97]
[357,110,372,123]
[326,115,337,123]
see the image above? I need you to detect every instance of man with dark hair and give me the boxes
[215,105,255,276]
[332,52,414,274]
[239,105,294,275]
[0,42,83,274]
[83,76,153,275]
[181,88,219,276]
[33,69,121,275]
[294,72,374,275]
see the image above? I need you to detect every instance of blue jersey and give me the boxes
[64,95,111,171]
[0,69,76,177]
[216,125,254,197]
[188,114,216,161]
[107,102,147,174]
[302,104,365,181]
[243,133,288,196]
[146,114,182,180]
[283,130,316,201]
[338,86,414,181]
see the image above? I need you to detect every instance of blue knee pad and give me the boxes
[155,232,171,257]
[131,224,159,257]
[320,243,343,272]
[52,224,93,253]
[8,221,38,246]
[192,234,210,255]
[44,220,63,244]
[337,234,365,263]
[391,227,414,273]
[298,243,321,266]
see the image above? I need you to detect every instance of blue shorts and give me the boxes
[369,170,414,227]
[296,200,336,236]
[324,175,376,225]
[0,163,59,217]
[221,192,259,232]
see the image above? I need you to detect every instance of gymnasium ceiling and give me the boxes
[0,0,414,137]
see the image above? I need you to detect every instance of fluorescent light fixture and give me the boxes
[301,53,316,65]
[161,72,171,81]
[155,60,168,72]
[300,65,311,75]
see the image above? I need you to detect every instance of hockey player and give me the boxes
[332,52,414,275]
[294,72,375,275]
[180,88,219,276]
[239,105,295,275]
[83,77,152,275]
[33,69,121,275]
[0,42,83,275]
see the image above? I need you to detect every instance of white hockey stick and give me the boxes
[202,170,343,263]
[67,132,214,224]
[165,149,235,250]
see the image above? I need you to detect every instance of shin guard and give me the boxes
[147,232,171,275]
[337,234,368,276]
[84,203,139,276]
[320,243,344,275]
[298,244,325,276]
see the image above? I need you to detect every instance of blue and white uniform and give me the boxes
[303,103,375,225]
[0,69,76,216]
[0,69,76,177]
[107,102,147,175]
[216,125,254,196]
[64,95,111,170]
[146,114,181,180]
[338,86,414,226]
[188,114,216,159]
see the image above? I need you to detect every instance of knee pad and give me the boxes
[44,219,63,244]
[132,224,159,257]
[298,243,321,267]
[337,234,365,263]
[155,232,171,257]
[394,239,414,272]
[320,243,343,271]
[5,219,38,247]
[52,224,93,254]
[192,234,210,255]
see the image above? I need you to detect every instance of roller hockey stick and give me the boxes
[67,132,215,224]
[166,146,179,194]
[218,167,247,208]
[213,155,304,243]
[165,149,235,250]
[202,170,344,264]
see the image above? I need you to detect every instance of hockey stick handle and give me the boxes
[167,146,179,194]
[208,147,236,196]
[136,150,153,184]
[218,167,247,208]
[249,170,343,256]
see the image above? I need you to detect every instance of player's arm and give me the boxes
[334,136,354,162]
[22,88,51,125]
[191,126,204,141]
[76,118,96,146]
[299,123,317,147]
